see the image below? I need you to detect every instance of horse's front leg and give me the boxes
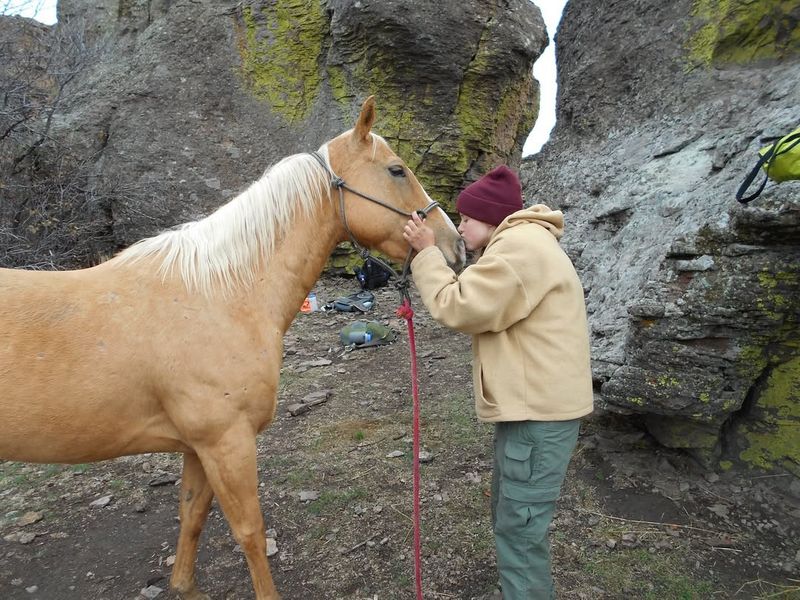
[170,452,214,600]
[197,423,279,600]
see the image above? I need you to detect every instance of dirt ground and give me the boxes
[1,274,799,600]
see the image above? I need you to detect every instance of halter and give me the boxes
[309,150,438,299]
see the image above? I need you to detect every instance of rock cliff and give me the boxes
[1,0,544,263]
[522,0,799,473]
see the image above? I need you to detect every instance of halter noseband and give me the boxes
[309,151,438,295]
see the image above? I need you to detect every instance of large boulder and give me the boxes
[522,0,800,472]
[0,0,545,266]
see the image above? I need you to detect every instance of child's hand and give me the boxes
[403,212,435,252]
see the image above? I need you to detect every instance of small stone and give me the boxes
[674,255,715,272]
[418,450,433,463]
[465,472,482,484]
[287,403,310,417]
[165,555,176,567]
[148,473,180,487]
[299,359,332,368]
[18,532,36,544]
[25,586,38,594]
[90,495,113,508]
[140,585,164,599]
[5,532,38,544]
[298,491,319,502]
[386,450,404,458]
[266,537,278,557]
[605,539,617,549]
[17,511,43,527]
[708,504,729,519]
[302,390,332,405]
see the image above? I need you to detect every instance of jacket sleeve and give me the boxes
[410,241,544,335]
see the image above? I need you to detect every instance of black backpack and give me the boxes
[354,257,392,290]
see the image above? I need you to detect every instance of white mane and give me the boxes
[117,148,331,296]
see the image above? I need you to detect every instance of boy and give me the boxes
[402,165,593,599]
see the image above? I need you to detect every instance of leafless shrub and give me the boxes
[0,12,116,269]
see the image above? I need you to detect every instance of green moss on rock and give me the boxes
[234,3,536,212]
[325,252,364,275]
[453,27,536,178]
[236,1,327,123]
[737,357,800,475]
[756,270,797,320]
[687,0,800,67]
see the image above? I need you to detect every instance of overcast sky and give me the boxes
[527,0,567,154]
[4,0,566,155]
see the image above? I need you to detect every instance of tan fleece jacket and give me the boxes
[410,204,593,422]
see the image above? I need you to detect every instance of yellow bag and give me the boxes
[736,127,800,203]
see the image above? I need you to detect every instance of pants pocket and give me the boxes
[502,479,561,504]
[502,440,535,482]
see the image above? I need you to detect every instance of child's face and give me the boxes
[457,214,496,252]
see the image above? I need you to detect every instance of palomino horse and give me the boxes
[0,96,465,599]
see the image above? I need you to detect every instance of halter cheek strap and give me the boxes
[308,151,438,295]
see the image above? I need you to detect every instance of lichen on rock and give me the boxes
[734,357,800,475]
[686,0,800,67]
[236,0,327,123]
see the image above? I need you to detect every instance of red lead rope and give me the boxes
[396,297,423,600]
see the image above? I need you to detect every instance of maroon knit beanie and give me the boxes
[455,165,523,226]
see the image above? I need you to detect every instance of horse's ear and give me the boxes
[353,96,376,143]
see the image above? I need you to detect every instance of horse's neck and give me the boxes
[252,209,342,333]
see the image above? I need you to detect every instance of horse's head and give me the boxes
[323,97,466,272]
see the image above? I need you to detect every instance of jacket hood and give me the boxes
[499,204,564,240]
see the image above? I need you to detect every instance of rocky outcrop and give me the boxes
[0,0,545,266]
[3,0,797,476]
[522,0,799,473]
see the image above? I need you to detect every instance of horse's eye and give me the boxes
[388,165,406,178]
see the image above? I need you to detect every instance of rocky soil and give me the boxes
[1,274,799,600]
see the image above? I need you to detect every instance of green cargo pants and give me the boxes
[491,419,581,600]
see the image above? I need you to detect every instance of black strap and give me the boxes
[736,141,778,204]
[736,131,800,204]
